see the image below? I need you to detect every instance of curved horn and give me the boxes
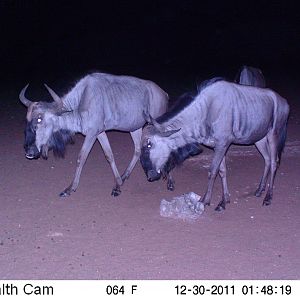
[44,84,61,104]
[19,84,33,107]
[160,127,181,137]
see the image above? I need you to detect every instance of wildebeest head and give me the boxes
[140,112,202,182]
[19,84,74,160]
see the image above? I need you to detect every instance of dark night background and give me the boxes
[0,0,300,96]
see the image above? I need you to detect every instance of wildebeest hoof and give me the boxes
[262,199,271,206]
[111,187,121,197]
[215,203,226,212]
[255,191,262,197]
[262,193,272,206]
[167,181,175,191]
[59,189,72,197]
[255,188,264,197]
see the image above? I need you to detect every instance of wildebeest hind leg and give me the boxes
[121,128,142,182]
[60,135,97,197]
[97,132,123,196]
[254,137,270,197]
[262,133,278,206]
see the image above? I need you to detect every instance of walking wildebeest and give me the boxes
[140,78,289,211]
[19,72,170,197]
[235,65,266,88]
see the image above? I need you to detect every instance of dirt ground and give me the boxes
[0,78,299,280]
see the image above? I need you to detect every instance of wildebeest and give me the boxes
[19,72,169,197]
[235,65,266,87]
[140,78,289,211]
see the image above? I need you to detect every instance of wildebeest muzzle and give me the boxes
[24,144,40,159]
[147,169,161,182]
[24,120,41,159]
[140,147,162,182]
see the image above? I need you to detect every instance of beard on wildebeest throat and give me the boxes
[48,129,75,158]
[141,142,203,182]
[162,142,203,175]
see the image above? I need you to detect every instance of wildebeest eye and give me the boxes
[37,116,43,123]
[147,139,152,148]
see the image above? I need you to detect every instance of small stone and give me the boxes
[160,192,205,221]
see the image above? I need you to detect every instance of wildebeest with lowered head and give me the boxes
[235,65,266,88]
[20,72,169,197]
[140,78,289,211]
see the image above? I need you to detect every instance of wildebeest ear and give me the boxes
[143,110,152,123]
[142,110,165,132]
[19,84,33,107]
[159,128,181,137]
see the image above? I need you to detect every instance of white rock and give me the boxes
[160,192,205,221]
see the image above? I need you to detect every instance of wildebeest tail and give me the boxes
[277,120,288,164]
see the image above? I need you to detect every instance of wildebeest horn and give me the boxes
[44,84,62,105]
[19,84,33,107]
[159,128,181,137]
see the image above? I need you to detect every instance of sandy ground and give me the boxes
[0,79,299,280]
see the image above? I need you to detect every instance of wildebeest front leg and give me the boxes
[121,128,142,182]
[215,157,230,211]
[201,145,229,209]
[166,172,175,191]
[97,132,123,196]
[60,135,97,197]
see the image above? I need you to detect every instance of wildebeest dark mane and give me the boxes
[196,77,225,92]
[157,77,224,124]
[156,91,197,124]
[38,101,55,108]
[48,129,75,158]
[63,70,105,93]
[162,142,203,176]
